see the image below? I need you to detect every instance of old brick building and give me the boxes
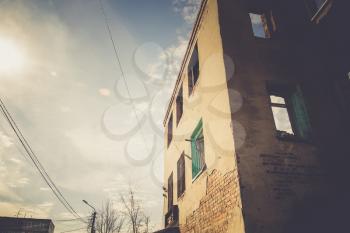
[0,217,55,233]
[161,0,349,233]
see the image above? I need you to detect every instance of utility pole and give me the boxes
[83,200,97,233]
[91,211,96,233]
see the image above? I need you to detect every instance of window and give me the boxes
[191,120,205,179]
[177,153,186,198]
[167,173,173,211]
[270,95,294,135]
[176,86,183,125]
[167,114,173,147]
[268,83,312,140]
[188,44,199,95]
[306,0,328,15]
[249,13,271,38]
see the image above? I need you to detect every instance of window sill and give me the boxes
[275,131,311,144]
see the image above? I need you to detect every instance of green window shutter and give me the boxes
[291,87,312,140]
[191,140,200,178]
[191,119,203,179]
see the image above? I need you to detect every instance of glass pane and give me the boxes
[271,106,294,134]
[249,13,270,38]
[270,95,286,104]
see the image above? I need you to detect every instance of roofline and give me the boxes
[163,0,209,126]
[0,216,53,223]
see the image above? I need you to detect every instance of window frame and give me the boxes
[188,44,199,96]
[191,119,206,181]
[248,9,278,39]
[167,114,173,147]
[267,83,313,142]
[269,94,296,136]
[176,85,183,126]
[167,172,173,212]
[249,12,271,39]
[177,153,186,198]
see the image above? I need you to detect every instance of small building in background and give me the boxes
[0,216,55,233]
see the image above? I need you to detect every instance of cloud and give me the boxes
[98,88,111,96]
[0,0,193,229]
[0,201,52,218]
[9,158,21,164]
[18,177,30,185]
[137,36,188,87]
[0,182,22,202]
[0,131,13,148]
[60,106,71,113]
[50,71,57,77]
[39,187,51,192]
[38,202,54,208]
[173,0,202,24]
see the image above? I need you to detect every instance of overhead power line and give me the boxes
[0,97,86,223]
[97,0,150,150]
[55,217,90,222]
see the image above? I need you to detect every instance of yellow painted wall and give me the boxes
[163,1,245,232]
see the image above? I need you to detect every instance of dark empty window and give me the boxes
[167,114,173,147]
[177,153,186,198]
[268,83,312,140]
[167,173,173,211]
[191,120,205,179]
[188,44,199,95]
[176,86,183,125]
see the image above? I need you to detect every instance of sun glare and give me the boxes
[0,37,25,75]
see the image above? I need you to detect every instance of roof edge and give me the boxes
[163,0,209,126]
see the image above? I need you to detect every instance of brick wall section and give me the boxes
[180,169,241,233]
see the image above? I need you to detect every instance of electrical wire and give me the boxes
[97,0,150,150]
[55,217,89,222]
[0,98,86,223]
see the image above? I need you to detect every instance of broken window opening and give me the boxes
[268,83,312,141]
[177,153,186,198]
[176,86,183,125]
[249,13,271,39]
[167,114,173,147]
[167,173,173,212]
[188,44,199,95]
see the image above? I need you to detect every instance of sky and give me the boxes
[0,0,201,232]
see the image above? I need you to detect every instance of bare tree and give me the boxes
[95,200,124,233]
[143,216,150,233]
[120,189,151,233]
